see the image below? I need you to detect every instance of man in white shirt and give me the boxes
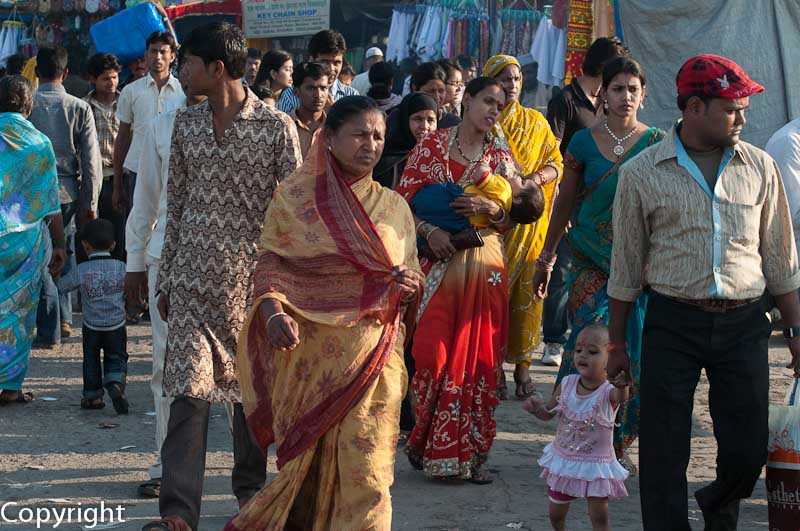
[112,31,184,219]
[124,50,194,499]
[351,46,384,96]
[766,117,800,255]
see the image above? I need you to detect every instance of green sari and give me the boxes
[0,112,60,391]
[555,126,665,451]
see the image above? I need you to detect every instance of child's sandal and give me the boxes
[80,398,105,410]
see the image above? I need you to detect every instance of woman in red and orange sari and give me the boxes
[226,96,423,531]
[398,77,518,484]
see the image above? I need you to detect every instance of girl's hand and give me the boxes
[392,265,423,301]
[265,312,300,351]
[522,394,544,414]
[427,228,456,260]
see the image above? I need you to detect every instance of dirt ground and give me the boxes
[0,315,793,531]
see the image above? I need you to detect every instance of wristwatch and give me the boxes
[783,326,800,339]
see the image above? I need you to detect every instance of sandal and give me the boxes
[81,398,105,410]
[107,383,129,415]
[514,378,536,400]
[141,515,191,531]
[497,378,509,400]
[407,452,424,471]
[468,469,495,485]
[0,391,34,405]
[137,480,160,498]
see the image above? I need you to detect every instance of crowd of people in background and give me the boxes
[1,18,800,531]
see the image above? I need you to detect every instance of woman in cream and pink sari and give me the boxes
[227,97,424,531]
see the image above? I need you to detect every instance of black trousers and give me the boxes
[159,397,266,531]
[639,292,770,531]
[97,178,126,261]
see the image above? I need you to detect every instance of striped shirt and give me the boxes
[83,91,119,171]
[277,79,359,114]
[609,125,800,302]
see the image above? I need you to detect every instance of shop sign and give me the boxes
[242,0,330,38]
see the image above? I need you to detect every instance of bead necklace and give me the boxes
[455,130,489,164]
[604,120,638,157]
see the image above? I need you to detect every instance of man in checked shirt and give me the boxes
[607,54,800,531]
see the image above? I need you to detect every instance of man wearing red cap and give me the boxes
[607,54,800,530]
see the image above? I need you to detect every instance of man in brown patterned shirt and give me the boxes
[144,22,302,531]
[608,55,800,531]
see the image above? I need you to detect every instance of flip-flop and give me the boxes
[137,480,160,498]
[0,391,34,405]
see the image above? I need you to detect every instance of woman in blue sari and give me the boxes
[533,58,664,470]
[0,75,65,404]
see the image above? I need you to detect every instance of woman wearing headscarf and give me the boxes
[398,77,518,484]
[227,97,423,530]
[373,92,439,189]
[483,54,563,399]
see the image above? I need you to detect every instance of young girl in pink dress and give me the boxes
[524,323,630,531]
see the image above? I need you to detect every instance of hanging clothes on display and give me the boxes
[386,1,490,66]
[530,13,566,87]
[493,8,544,59]
[592,0,617,39]
[0,12,26,67]
[564,0,593,84]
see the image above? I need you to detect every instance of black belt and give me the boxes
[656,292,761,314]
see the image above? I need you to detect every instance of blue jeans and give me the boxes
[82,325,128,399]
[35,202,77,343]
[35,229,61,344]
[542,238,572,345]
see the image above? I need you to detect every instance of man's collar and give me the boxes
[146,72,179,90]
[37,82,66,93]
[654,122,749,166]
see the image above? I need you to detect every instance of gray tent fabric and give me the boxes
[620,0,800,147]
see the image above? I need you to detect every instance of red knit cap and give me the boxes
[676,54,764,99]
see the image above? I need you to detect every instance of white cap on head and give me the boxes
[365,47,383,59]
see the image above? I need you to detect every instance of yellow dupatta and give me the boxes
[484,55,564,364]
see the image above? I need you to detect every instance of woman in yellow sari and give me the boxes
[226,96,423,531]
[483,55,564,399]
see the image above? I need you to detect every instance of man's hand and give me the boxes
[49,247,66,277]
[157,292,169,321]
[112,185,126,212]
[125,272,149,309]
[82,210,98,223]
[788,337,800,377]
[606,347,631,380]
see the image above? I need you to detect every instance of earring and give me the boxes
[603,100,608,110]
[640,101,645,110]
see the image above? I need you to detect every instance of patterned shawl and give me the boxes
[239,141,419,467]
[0,112,59,237]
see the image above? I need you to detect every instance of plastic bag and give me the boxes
[766,378,800,531]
